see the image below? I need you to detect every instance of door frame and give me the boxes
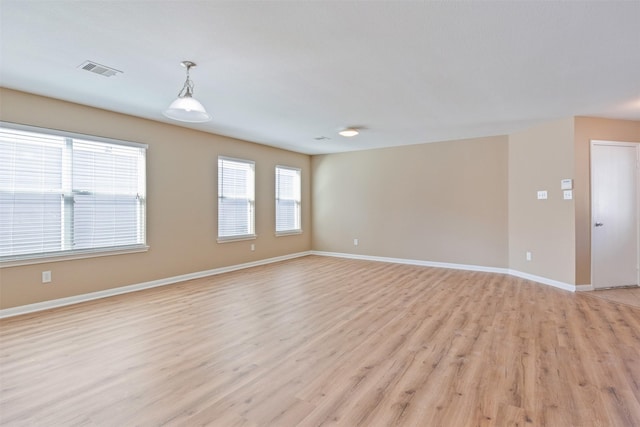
[590,140,640,289]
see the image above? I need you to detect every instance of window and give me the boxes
[218,156,255,241]
[275,166,301,235]
[0,122,147,264]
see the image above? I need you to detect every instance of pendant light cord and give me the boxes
[177,64,195,98]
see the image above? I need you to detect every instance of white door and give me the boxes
[591,141,639,289]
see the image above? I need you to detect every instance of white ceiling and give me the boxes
[1,1,639,155]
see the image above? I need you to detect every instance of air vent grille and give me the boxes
[78,61,122,77]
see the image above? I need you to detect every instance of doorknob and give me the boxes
[595,222,604,227]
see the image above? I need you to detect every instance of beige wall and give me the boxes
[312,136,509,268]
[574,117,640,285]
[0,89,311,309]
[508,118,576,284]
[2,89,638,310]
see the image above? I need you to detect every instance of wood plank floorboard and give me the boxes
[1,255,639,426]
[584,287,640,310]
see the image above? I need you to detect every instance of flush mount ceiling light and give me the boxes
[163,61,211,123]
[339,128,359,137]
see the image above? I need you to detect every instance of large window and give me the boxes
[218,156,255,241]
[0,122,147,264]
[275,166,301,235]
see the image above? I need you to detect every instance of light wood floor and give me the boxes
[1,256,639,426]
[585,286,640,310]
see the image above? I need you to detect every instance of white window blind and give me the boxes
[0,123,147,263]
[218,156,255,241]
[275,166,301,234]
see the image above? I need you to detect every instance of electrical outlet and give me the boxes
[353,238,359,246]
[526,251,532,261]
[42,271,52,283]
[250,243,255,251]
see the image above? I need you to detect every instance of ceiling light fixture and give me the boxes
[339,128,359,137]
[163,61,211,123]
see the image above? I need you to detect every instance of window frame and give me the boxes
[275,165,302,236]
[0,122,148,267]
[217,156,256,243]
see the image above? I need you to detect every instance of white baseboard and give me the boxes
[311,251,578,292]
[0,251,312,319]
[311,251,509,274]
[506,269,577,292]
[0,250,586,319]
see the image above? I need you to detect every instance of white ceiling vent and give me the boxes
[78,61,122,77]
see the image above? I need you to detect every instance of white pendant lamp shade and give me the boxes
[164,95,211,123]
[163,61,212,123]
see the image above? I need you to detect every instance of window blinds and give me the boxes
[0,128,65,257]
[0,123,147,262]
[275,166,301,233]
[71,139,145,250]
[218,157,255,240]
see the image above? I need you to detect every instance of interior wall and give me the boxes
[0,89,312,309]
[573,117,640,285]
[508,118,576,284]
[311,136,509,268]
[3,88,638,311]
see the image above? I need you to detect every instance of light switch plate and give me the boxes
[563,190,573,200]
[561,179,573,190]
[537,190,548,200]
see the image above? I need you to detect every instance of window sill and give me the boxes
[0,245,150,268]
[276,230,303,237]
[217,234,257,244]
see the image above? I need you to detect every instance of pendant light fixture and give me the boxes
[163,61,212,123]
